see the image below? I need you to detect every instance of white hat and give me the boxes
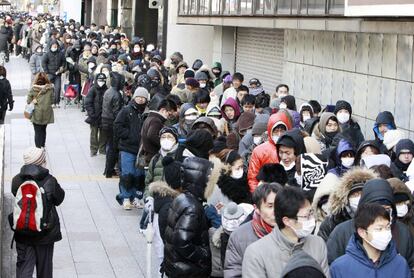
[23,147,46,166]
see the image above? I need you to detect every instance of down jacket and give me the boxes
[163,157,216,278]
[41,41,65,75]
[10,164,65,245]
[27,84,54,125]
[101,72,124,129]
[318,167,377,241]
[247,111,292,192]
[84,75,108,127]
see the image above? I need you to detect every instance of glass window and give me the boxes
[329,0,344,14]
[263,0,275,15]
[211,0,221,14]
[199,0,211,14]
[291,0,300,14]
[277,0,291,14]
[307,0,326,15]
[240,0,252,14]
[254,0,264,15]
[189,0,198,14]
[179,0,189,15]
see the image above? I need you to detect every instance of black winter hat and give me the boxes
[184,69,195,79]
[256,163,288,185]
[396,139,414,157]
[225,150,241,165]
[186,129,214,159]
[334,100,352,115]
[281,95,297,111]
[210,136,227,154]
[162,156,182,189]
[159,127,179,142]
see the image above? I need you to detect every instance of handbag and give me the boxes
[81,79,92,97]
[135,144,148,170]
[24,90,42,119]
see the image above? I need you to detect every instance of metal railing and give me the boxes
[178,0,344,16]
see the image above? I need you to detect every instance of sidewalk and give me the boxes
[1,56,158,278]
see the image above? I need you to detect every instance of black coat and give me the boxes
[113,101,146,155]
[10,165,65,245]
[141,111,166,164]
[0,26,12,52]
[317,210,351,241]
[84,82,107,126]
[0,78,13,112]
[339,119,365,149]
[42,46,65,75]
[101,72,124,130]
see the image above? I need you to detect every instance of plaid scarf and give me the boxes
[251,211,273,238]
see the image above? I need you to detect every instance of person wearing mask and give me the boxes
[173,103,198,140]
[163,157,214,278]
[318,167,377,241]
[113,87,150,209]
[242,187,329,277]
[390,139,414,182]
[330,203,411,278]
[211,62,222,87]
[84,73,108,156]
[312,112,341,152]
[248,111,293,192]
[10,147,65,278]
[328,138,356,177]
[220,97,242,135]
[169,61,188,88]
[41,40,65,108]
[224,183,282,278]
[355,140,381,166]
[299,103,314,128]
[326,178,414,271]
[29,45,44,81]
[195,71,210,91]
[0,66,13,124]
[334,100,365,148]
[270,84,289,109]
[101,72,125,178]
[388,177,414,235]
[27,72,54,148]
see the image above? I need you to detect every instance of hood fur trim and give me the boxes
[312,173,339,221]
[329,167,378,215]
[148,181,179,198]
[204,156,225,200]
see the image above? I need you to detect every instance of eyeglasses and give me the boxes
[296,209,315,221]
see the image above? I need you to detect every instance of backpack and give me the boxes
[10,179,52,236]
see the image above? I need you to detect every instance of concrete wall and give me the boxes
[60,0,82,23]
[283,29,414,140]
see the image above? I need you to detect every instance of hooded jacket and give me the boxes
[389,177,414,236]
[27,83,54,125]
[10,164,65,245]
[221,97,241,133]
[29,46,44,75]
[163,157,214,278]
[330,234,410,278]
[140,111,166,164]
[313,112,340,152]
[101,72,124,129]
[326,179,414,271]
[173,103,197,139]
[41,40,65,75]
[391,139,414,182]
[248,111,293,192]
[318,168,377,241]
[328,139,355,177]
[281,250,326,277]
[373,111,396,141]
[355,140,381,165]
[84,74,108,126]
[191,116,218,138]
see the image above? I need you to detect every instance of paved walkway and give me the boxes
[1,56,158,277]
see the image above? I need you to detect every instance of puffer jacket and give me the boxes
[84,76,108,126]
[0,77,13,112]
[113,100,146,155]
[389,177,414,236]
[0,25,12,52]
[247,111,293,192]
[29,47,44,75]
[10,164,65,245]
[140,111,166,164]
[27,84,54,125]
[318,168,377,241]
[41,41,65,75]
[340,118,365,150]
[326,179,414,272]
[163,157,213,278]
[101,72,124,129]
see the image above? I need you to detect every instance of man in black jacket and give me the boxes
[114,87,149,209]
[10,147,65,278]
[101,72,124,178]
[41,40,65,107]
[84,73,108,156]
[0,23,13,62]
[163,157,213,278]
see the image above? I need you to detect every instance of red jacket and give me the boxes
[248,112,292,192]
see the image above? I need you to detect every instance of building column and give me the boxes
[213,26,236,73]
[119,0,133,37]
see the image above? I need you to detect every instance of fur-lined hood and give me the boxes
[312,173,340,222]
[32,83,54,94]
[329,167,378,216]
[149,181,179,198]
[204,156,225,200]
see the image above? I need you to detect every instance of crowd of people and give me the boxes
[2,11,414,278]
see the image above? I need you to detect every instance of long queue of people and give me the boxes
[3,12,414,278]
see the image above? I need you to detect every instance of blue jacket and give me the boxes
[330,234,410,278]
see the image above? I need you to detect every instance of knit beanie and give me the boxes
[225,150,241,165]
[133,87,150,101]
[251,121,267,136]
[383,130,406,151]
[237,111,255,133]
[159,126,179,142]
[162,156,182,189]
[184,69,195,79]
[185,78,199,88]
[334,100,352,115]
[23,147,46,166]
[186,129,214,159]
[396,139,414,157]
[222,202,246,232]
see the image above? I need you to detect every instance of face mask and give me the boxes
[231,169,243,179]
[272,135,279,144]
[396,204,408,218]
[302,115,311,122]
[253,136,262,145]
[337,112,350,124]
[279,103,287,110]
[293,217,316,239]
[341,157,354,168]
[294,172,302,186]
[0,76,4,80]
[199,83,206,88]
[36,49,42,54]
[51,47,57,52]
[366,230,392,251]
[281,161,295,171]
[97,81,105,87]
[133,47,140,53]
[348,196,360,213]
[160,139,175,151]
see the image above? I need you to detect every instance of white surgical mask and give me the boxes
[302,115,311,122]
[0,75,4,80]
[348,196,360,213]
[272,135,279,144]
[97,81,105,87]
[281,161,295,171]
[51,47,57,52]
[293,217,316,239]
[133,47,140,53]
[341,157,354,168]
[279,103,287,110]
[160,139,175,151]
[253,136,262,145]
[366,229,392,251]
[185,115,198,122]
[337,112,350,124]
[231,169,243,179]
[396,204,408,218]
[199,83,206,88]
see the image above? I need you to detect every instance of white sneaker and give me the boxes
[123,198,132,210]
[132,198,144,209]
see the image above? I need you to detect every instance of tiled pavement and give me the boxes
[1,56,158,277]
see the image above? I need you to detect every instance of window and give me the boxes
[264,0,275,15]
[240,0,253,14]
[308,0,326,15]
[211,0,222,14]
[277,0,291,14]
[329,0,344,14]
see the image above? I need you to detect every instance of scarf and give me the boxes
[251,211,273,238]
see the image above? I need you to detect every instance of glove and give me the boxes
[8,101,13,111]
[66,57,75,65]
[144,196,154,212]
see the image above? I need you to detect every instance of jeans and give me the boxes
[48,74,61,105]
[33,123,47,147]
[118,151,145,200]
[90,125,107,154]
